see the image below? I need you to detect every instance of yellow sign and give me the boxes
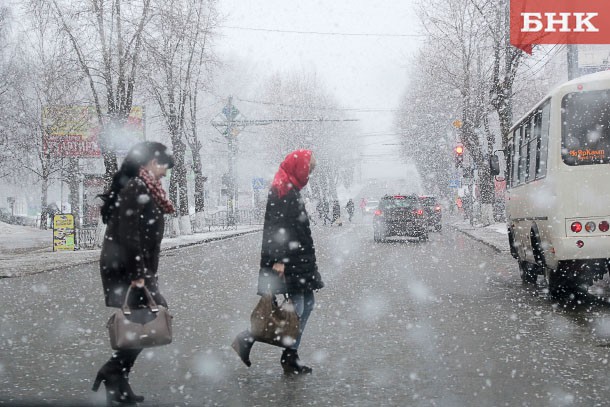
[53,214,76,251]
[452,120,463,128]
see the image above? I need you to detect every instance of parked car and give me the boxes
[373,194,428,242]
[0,208,13,224]
[419,195,442,232]
[363,200,380,215]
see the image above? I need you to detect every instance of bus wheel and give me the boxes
[519,261,538,284]
[546,266,579,298]
[531,229,546,267]
[508,229,519,259]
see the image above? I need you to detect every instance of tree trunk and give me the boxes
[192,148,206,213]
[68,157,81,228]
[168,129,191,235]
[40,176,49,230]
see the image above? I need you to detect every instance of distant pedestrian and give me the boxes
[322,198,331,225]
[93,141,174,404]
[345,199,355,222]
[332,200,341,225]
[232,149,324,375]
[46,203,59,229]
[316,200,324,220]
[359,197,367,216]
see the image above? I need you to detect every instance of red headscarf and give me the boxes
[270,149,313,198]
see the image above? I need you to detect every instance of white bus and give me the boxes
[491,70,610,297]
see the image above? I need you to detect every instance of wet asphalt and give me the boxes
[2,219,610,406]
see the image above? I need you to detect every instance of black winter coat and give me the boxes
[99,177,167,308]
[258,188,324,295]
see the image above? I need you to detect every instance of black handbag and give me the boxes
[250,293,300,348]
[107,286,173,350]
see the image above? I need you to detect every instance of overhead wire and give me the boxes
[220,25,425,38]
[232,96,401,113]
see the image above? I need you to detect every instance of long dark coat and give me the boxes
[258,188,324,295]
[99,177,167,308]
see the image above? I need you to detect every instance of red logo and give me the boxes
[510,0,610,54]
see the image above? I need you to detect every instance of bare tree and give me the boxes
[143,0,219,234]
[259,70,357,200]
[8,1,81,227]
[410,0,499,224]
[43,0,153,185]
[0,3,18,180]
[396,49,457,201]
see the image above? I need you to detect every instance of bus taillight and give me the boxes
[571,222,583,233]
[585,222,596,232]
[600,221,609,232]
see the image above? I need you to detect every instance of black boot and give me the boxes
[92,362,137,405]
[281,349,312,375]
[232,330,254,367]
[122,367,144,403]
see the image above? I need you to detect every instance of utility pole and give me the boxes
[211,96,358,226]
[567,45,579,80]
[211,97,243,226]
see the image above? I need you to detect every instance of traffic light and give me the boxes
[454,144,464,168]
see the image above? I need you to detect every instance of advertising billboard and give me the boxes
[53,214,75,251]
[43,106,145,157]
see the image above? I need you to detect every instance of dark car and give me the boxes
[0,208,13,224]
[373,194,428,242]
[419,195,442,232]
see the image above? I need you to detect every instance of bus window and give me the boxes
[528,117,538,182]
[561,90,610,165]
[528,110,542,181]
[519,124,528,183]
[512,128,521,186]
[537,100,550,178]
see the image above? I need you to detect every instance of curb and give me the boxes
[450,224,506,254]
[162,229,262,252]
[0,228,263,278]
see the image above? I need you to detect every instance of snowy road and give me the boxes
[2,222,610,405]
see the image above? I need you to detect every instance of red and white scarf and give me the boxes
[138,168,175,214]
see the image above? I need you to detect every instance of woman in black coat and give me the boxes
[93,141,174,404]
[232,149,324,374]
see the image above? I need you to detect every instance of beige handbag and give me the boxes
[250,293,300,348]
[107,286,173,350]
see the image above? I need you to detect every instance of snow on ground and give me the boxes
[0,224,262,278]
[486,223,507,235]
[0,214,508,277]
[0,221,52,254]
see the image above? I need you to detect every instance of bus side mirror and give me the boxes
[490,155,500,176]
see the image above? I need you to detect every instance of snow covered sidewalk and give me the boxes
[0,222,262,278]
[451,218,510,254]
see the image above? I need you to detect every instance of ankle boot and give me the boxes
[232,330,254,367]
[280,349,312,375]
[92,362,136,405]
[121,368,144,403]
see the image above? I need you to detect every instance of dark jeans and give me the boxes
[287,291,315,350]
[105,348,142,374]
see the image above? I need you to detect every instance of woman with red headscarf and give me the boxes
[232,149,324,374]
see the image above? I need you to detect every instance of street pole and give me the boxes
[222,97,237,226]
[567,44,579,80]
[227,126,237,226]
[211,96,359,226]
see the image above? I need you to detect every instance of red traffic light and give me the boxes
[455,145,464,155]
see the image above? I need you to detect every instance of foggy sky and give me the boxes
[216,0,423,180]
